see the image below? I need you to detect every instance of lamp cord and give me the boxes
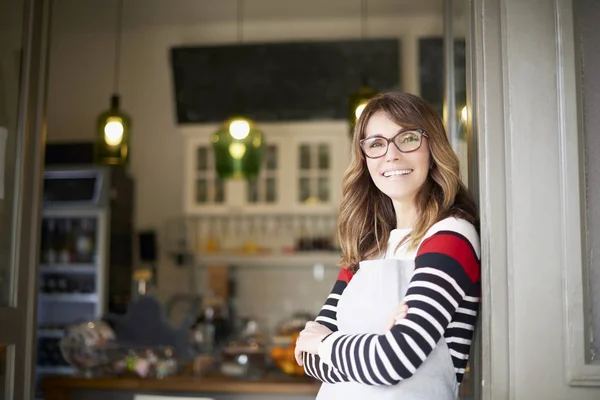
[113,0,124,94]
[237,0,244,43]
[361,0,368,39]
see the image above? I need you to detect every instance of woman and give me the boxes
[294,92,480,399]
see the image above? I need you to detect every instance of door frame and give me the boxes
[473,0,600,398]
[0,0,50,398]
[471,0,511,396]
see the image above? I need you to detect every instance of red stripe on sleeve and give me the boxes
[418,233,480,283]
[337,268,353,284]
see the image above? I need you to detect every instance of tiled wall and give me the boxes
[232,266,339,335]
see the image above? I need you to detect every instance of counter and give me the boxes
[42,374,320,400]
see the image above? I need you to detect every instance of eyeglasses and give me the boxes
[359,129,428,159]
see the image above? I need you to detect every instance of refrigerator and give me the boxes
[34,165,110,398]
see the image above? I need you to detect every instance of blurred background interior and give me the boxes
[2,0,476,399]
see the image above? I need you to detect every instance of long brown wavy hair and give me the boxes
[338,92,479,272]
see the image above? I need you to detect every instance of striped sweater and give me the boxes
[303,218,481,386]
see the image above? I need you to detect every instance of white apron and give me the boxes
[316,258,459,400]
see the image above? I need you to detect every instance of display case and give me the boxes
[35,166,110,399]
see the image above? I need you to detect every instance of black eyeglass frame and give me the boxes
[359,128,429,159]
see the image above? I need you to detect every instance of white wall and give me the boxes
[46,0,445,322]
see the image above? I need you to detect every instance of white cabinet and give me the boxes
[182,121,350,216]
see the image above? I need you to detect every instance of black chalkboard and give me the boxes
[170,39,400,124]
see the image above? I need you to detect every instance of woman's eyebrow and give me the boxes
[364,127,408,139]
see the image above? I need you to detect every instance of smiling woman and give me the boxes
[339,92,476,264]
[294,92,480,400]
[360,118,431,214]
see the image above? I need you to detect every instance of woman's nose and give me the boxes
[385,142,401,161]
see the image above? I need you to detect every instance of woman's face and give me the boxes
[363,111,431,206]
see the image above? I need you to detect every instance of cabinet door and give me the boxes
[183,123,349,215]
[184,134,283,213]
[240,136,284,213]
[184,135,228,214]
[290,132,344,214]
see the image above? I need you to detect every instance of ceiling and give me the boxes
[53,0,451,30]
[125,0,447,23]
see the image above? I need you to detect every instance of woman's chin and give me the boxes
[386,190,418,205]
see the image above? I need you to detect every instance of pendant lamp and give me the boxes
[212,117,265,179]
[348,0,378,138]
[212,0,265,180]
[95,0,130,165]
[348,83,377,137]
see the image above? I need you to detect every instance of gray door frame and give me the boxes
[474,0,600,398]
[0,0,50,398]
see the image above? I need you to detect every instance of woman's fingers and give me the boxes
[294,345,304,366]
[294,333,306,366]
[387,302,409,329]
[397,302,409,318]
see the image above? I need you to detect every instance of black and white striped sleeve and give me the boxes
[316,227,481,386]
[302,269,352,383]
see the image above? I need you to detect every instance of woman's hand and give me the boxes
[293,303,407,367]
[294,321,333,366]
[386,301,409,329]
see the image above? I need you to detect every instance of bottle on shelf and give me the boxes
[57,219,72,264]
[56,276,68,293]
[43,219,58,264]
[44,275,57,293]
[75,218,96,263]
[132,268,154,298]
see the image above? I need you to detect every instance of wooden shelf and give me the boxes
[37,365,75,375]
[37,329,66,339]
[39,264,97,274]
[42,374,320,398]
[195,251,341,268]
[38,293,98,303]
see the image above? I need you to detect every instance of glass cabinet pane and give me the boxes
[247,179,259,203]
[296,142,333,205]
[266,145,277,170]
[299,144,311,170]
[214,178,225,203]
[266,177,276,203]
[299,177,310,202]
[318,144,330,170]
[318,177,329,202]
[196,179,208,203]
[196,147,208,171]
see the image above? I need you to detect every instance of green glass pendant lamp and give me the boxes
[211,0,265,180]
[95,0,130,166]
[211,116,265,179]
